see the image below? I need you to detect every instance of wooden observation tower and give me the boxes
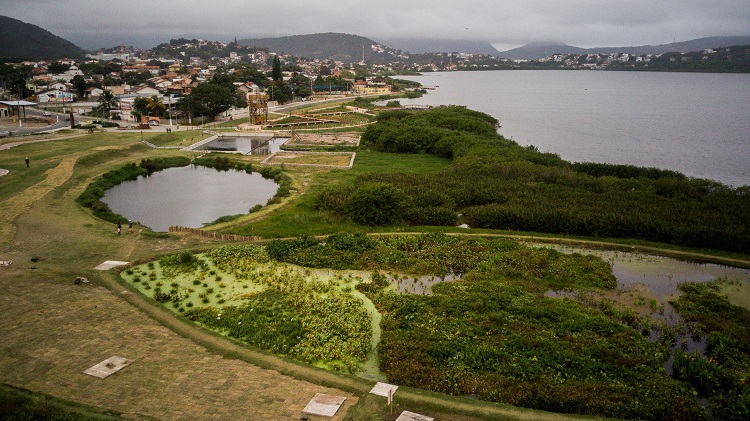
[247,92,268,125]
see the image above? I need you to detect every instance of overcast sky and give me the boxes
[4,0,750,51]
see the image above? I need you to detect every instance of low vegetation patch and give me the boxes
[119,233,750,420]
[122,244,372,373]
[670,281,750,420]
[315,106,749,252]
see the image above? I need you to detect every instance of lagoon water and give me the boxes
[101,165,278,231]
[396,71,750,187]
[204,136,288,155]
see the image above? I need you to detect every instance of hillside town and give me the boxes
[2,37,748,129]
[0,39,415,127]
[532,46,749,70]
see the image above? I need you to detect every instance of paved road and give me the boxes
[0,109,71,137]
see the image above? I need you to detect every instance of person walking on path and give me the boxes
[117,222,122,235]
[25,157,29,167]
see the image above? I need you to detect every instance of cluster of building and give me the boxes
[534,48,724,69]
[0,39,401,123]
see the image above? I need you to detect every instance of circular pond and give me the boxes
[101,165,278,231]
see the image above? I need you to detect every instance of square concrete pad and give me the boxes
[395,411,434,421]
[302,393,346,417]
[83,356,133,378]
[94,260,129,270]
[369,381,398,397]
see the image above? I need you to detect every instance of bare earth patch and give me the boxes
[262,151,355,168]
[287,132,360,147]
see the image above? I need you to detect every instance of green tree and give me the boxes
[96,90,120,118]
[72,75,87,98]
[210,73,235,90]
[231,64,268,87]
[345,183,406,226]
[289,72,311,98]
[132,96,149,121]
[353,65,369,80]
[178,81,245,120]
[146,95,166,117]
[47,61,70,73]
[271,55,282,81]
[175,93,202,123]
[267,81,294,104]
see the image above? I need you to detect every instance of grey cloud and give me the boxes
[3,0,749,49]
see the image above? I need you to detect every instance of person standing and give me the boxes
[128,220,133,234]
[25,157,29,167]
[117,222,122,235]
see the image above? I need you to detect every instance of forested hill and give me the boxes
[500,36,750,60]
[238,32,400,63]
[0,15,86,59]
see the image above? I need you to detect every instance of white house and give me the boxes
[84,87,104,99]
[48,82,69,91]
[36,88,74,103]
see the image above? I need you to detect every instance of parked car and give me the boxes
[148,120,159,126]
[42,112,51,116]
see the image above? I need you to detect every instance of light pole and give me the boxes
[16,86,22,128]
[168,94,172,127]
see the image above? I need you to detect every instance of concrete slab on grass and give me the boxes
[83,356,133,379]
[369,382,398,397]
[94,260,129,270]
[395,411,434,421]
[302,393,346,417]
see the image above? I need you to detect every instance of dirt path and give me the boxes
[0,133,87,151]
[0,157,77,246]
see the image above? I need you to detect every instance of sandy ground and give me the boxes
[289,132,361,146]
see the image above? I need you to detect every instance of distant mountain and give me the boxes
[0,15,86,59]
[238,32,403,63]
[381,38,501,56]
[499,36,750,60]
[499,42,589,60]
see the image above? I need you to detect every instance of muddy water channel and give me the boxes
[529,243,750,318]
[527,243,750,374]
[384,242,750,377]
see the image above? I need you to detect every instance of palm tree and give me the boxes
[97,90,120,119]
[145,95,166,117]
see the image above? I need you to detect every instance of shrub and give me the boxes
[344,183,406,226]
[325,233,376,253]
[154,290,172,303]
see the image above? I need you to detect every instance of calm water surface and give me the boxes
[396,71,750,187]
[101,165,278,231]
[204,136,288,155]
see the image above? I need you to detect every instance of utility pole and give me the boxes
[16,86,22,128]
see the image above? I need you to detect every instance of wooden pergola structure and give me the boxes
[246,92,268,125]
